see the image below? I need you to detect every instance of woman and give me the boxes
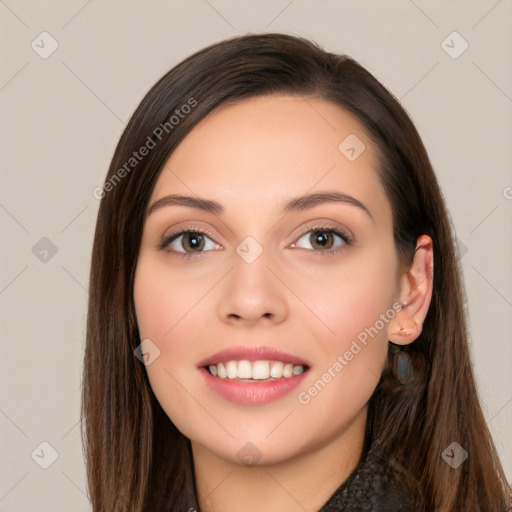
[82,33,511,511]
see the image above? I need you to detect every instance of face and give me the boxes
[133,94,402,465]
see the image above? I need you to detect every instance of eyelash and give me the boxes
[158,225,353,260]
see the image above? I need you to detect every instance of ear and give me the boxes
[387,234,434,345]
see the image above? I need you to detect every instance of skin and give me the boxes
[133,94,433,512]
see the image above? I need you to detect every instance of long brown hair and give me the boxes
[82,33,511,511]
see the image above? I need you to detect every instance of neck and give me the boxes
[191,407,367,512]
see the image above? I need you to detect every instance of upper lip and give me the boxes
[197,345,311,368]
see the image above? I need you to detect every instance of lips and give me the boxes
[197,345,312,405]
[199,366,309,405]
[196,345,311,368]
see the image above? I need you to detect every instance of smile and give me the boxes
[206,359,307,381]
[199,361,310,405]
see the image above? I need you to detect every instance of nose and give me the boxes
[217,249,289,326]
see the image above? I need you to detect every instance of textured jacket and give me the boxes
[317,445,424,512]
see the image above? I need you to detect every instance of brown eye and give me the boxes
[162,230,220,254]
[181,232,206,252]
[309,231,335,250]
[294,228,348,252]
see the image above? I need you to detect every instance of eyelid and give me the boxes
[161,222,222,245]
[159,220,355,256]
[158,225,221,253]
[289,220,354,246]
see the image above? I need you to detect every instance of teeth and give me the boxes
[217,362,227,379]
[252,361,270,379]
[270,361,283,378]
[226,360,237,379]
[292,365,304,375]
[207,360,306,380]
[237,360,252,379]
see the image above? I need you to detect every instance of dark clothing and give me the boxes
[317,445,424,512]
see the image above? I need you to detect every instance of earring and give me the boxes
[391,348,414,385]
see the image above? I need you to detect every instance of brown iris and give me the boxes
[309,230,335,250]
[182,232,206,252]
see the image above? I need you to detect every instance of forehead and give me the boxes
[150,94,389,220]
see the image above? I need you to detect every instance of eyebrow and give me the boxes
[146,190,374,222]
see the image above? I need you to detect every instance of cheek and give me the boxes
[289,246,397,347]
[289,246,395,404]
[294,278,392,430]
[133,258,214,436]
[133,256,206,339]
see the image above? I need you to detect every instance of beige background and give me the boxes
[1,1,511,510]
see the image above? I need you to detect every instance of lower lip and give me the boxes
[198,367,309,405]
